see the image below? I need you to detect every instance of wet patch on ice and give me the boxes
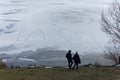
[0,24,17,34]
[10,0,24,3]
[0,49,114,67]
[49,2,66,5]
[2,19,20,22]
[0,4,5,6]
[0,45,17,52]
[51,8,99,24]
[2,9,22,15]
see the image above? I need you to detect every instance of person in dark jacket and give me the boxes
[66,50,73,69]
[72,52,81,70]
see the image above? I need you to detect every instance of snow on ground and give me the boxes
[0,0,113,54]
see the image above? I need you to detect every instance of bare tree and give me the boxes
[101,0,120,65]
[104,44,120,65]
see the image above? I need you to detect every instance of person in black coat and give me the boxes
[66,50,73,69]
[72,52,81,70]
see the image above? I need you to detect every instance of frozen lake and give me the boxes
[0,0,114,66]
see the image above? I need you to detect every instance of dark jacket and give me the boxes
[66,52,72,62]
[73,53,81,64]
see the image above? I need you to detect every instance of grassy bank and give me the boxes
[0,67,120,80]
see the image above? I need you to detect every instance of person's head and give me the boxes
[76,51,78,55]
[68,50,71,53]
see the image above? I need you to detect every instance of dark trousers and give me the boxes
[67,60,73,69]
[73,63,79,70]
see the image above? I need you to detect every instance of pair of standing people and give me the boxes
[66,50,81,70]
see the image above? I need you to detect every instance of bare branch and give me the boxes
[101,1,120,44]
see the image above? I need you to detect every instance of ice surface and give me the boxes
[0,0,113,54]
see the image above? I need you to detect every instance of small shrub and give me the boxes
[0,62,7,69]
[94,62,101,67]
[15,66,21,69]
[10,65,14,69]
[83,63,93,67]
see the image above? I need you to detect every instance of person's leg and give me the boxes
[73,63,77,70]
[68,61,70,69]
[70,61,73,69]
[73,64,75,70]
[76,63,78,70]
[68,60,72,69]
[75,63,77,69]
